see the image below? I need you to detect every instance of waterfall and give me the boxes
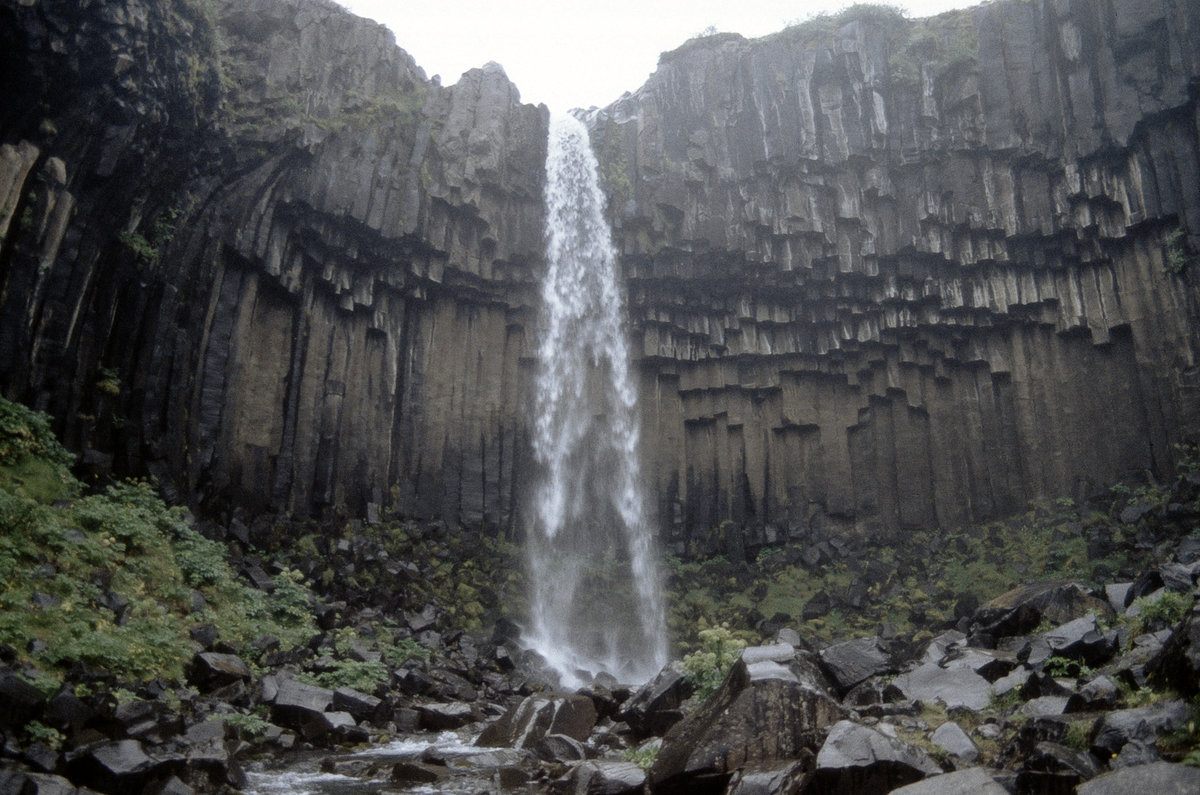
[524,113,668,688]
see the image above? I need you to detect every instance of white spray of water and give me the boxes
[524,113,668,688]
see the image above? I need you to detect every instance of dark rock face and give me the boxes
[590,1,1200,545]
[648,659,843,794]
[1,0,1199,543]
[810,719,941,793]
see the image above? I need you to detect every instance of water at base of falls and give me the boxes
[523,113,668,688]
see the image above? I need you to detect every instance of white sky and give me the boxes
[335,1,978,112]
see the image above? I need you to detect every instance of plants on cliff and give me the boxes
[1164,227,1194,274]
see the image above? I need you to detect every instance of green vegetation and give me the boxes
[681,624,746,702]
[623,740,661,770]
[23,720,65,750]
[1045,655,1093,680]
[220,711,275,738]
[119,200,188,266]
[0,394,318,686]
[1164,226,1194,275]
[1133,590,1190,633]
[668,459,1196,651]
[295,626,428,692]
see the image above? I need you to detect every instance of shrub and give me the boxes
[682,624,746,702]
[1135,591,1191,633]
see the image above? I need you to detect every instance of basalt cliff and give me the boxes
[1,0,1199,554]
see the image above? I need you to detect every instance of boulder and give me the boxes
[0,772,79,795]
[42,689,92,733]
[1038,615,1118,666]
[533,732,586,762]
[1015,741,1101,792]
[390,761,446,784]
[971,582,1113,638]
[1019,695,1069,718]
[930,721,979,764]
[269,678,334,732]
[475,693,597,748]
[333,686,384,723]
[1110,738,1161,769]
[1146,600,1200,696]
[416,701,476,731]
[723,760,811,795]
[1075,761,1200,794]
[616,664,692,737]
[649,659,844,794]
[0,668,46,729]
[887,767,1009,794]
[1090,700,1190,757]
[566,760,646,795]
[186,652,252,691]
[809,720,941,793]
[818,637,895,694]
[65,739,162,792]
[892,662,992,710]
[1065,675,1120,712]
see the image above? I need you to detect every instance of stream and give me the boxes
[244,730,521,794]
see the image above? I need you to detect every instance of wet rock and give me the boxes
[803,592,831,620]
[996,717,1068,767]
[971,582,1113,639]
[476,693,597,748]
[1075,760,1200,794]
[1065,675,1120,712]
[930,721,979,764]
[818,637,895,694]
[390,761,445,784]
[616,665,692,738]
[406,604,439,633]
[1038,615,1118,666]
[1090,700,1190,757]
[534,732,586,762]
[416,701,476,730]
[1018,695,1069,717]
[333,686,384,723]
[186,652,253,691]
[1016,741,1101,792]
[269,678,334,731]
[887,767,1009,794]
[1109,738,1161,769]
[0,668,46,729]
[22,742,60,774]
[648,659,843,794]
[65,738,162,792]
[0,772,79,795]
[566,760,646,795]
[1105,583,1133,612]
[42,689,92,733]
[1146,599,1200,696]
[722,760,811,795]
[810,720,940,793]
[892,662,992,710]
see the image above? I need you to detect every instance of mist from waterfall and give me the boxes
[524,113,668,688]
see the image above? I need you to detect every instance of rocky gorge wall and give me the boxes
[592,0,1200,551]
[1,0,1199,552]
